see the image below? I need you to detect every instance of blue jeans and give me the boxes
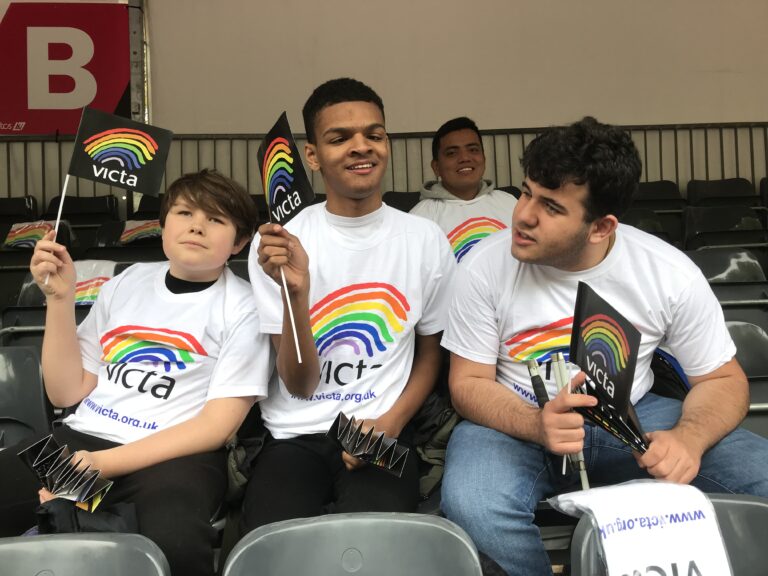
[442,393,768,576]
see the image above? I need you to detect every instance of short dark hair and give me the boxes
[302,77,385,144]
[159,169,258,245]
[521,117,641,221]
[432,116,483,161]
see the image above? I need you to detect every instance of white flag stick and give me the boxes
[279,266,302,364]
[44,174,70,285]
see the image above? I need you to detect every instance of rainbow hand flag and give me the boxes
[68,107,173,196]
[256,112,315,225]
[569,281,647,453]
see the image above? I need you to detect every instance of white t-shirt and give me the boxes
[249,203,455,439]
[410,189,517,262]
[64,262,271,444]
[443,225,735,406]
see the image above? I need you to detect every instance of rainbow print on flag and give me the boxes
[310,283,410,357]
[579,313,631,377]
[506,317,573,363]
[83,128,159,170]
[447,216,507,262]
[262,137,294,209]
[75,276,110,305]
[100,325,207,371]
[2,221,54,249]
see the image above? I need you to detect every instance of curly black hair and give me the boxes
[521,117,641,221]
[302,78,384,144]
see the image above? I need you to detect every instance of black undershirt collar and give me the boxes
[164,271,217,294]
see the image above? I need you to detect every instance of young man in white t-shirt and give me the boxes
[0,170,272,576]
[410,117,517,262]
[441,117,768,575]
[241,78,455,532]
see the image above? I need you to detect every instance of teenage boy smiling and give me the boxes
[242,78,455,532]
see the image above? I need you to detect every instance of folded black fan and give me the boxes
[575,382,648,453]
[18,435,112,512]
[327,412,409,477]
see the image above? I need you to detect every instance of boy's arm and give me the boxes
[254,223,319,397]
[73,396,255,478]
[30,231,97,406]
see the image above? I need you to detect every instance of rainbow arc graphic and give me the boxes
[262,137,294,209]
[506,317,573,363]
[83,128,159,170]
[447,216,506,261]
[310,283,410,357]
[580,313,631,376]
[100,325,207,371]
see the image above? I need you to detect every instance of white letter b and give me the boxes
[27,27,97,109]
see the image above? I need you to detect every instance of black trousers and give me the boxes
[0,426,226,576]
[240,432,420,534]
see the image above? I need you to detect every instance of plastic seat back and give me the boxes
[0,196,38,224]
[633,180,685,210]
[685,248,767,283]
[622,208,669,240]
[0,345,49,448]
[134,193,164,220]
[383,191,421,213]
[0,533,170,576]
[224,513,483,576]
[687,178,758,207]
[684,206,768,250]
[42,194,119,224]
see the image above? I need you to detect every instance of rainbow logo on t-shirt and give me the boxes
[262,137,294,209]
[447,216,507,262]
[100,325,207,371]
[75,276,110,305]
[3,221,53,249]
[580,313,631,376]
[310,283,410,357]
[83,128,159,170]
[506,317,573,363]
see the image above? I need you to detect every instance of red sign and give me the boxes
[0,2,130,135]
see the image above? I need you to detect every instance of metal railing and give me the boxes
[2,122,767,218]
